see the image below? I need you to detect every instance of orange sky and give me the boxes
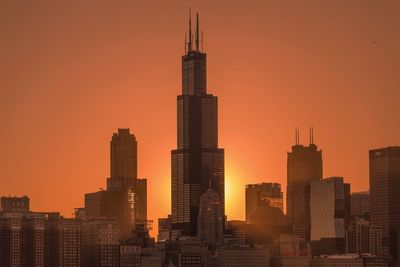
[1,1,399,237]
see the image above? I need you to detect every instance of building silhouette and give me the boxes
[245,183,283,223]
[171,13,224,237]
[84,128,147,239]
[1,196,30,213]
[0,210,81,267]
[369,147,400,261]
[287,129,322,242]
[197,186,224,245]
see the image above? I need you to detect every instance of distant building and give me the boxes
[351,191,370,218]
[245,183,283,223]
[81,219,121,266]
[0,211,81,267]
[310,177,349,255]
[110,128,137,180]
[84,128,148,239]
[346,217,370,255]
[197,187,224,245]
[119,244,141,267]
[279,234,309,257]
[310,254,362,267]
[1,195,30,213]
[369,147,400,261]
[158,215,172,242]
[287,129,323,242]
[223,247,270,267]
[369,225,383,257]
[45,213,81,266]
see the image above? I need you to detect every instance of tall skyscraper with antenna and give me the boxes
[171,12,225,237]
[287,128,322,242]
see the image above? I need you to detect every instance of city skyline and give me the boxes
[1,0,400,239]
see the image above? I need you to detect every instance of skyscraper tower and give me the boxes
[110,128,137,181]
[171,12,225,237]
[369,147,400,261]
[287,128,322,242]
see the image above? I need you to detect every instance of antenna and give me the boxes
[184,34,187,54]
[201,30,204,52]
[311,126,314,144]
[195,13,200,51]
[188,8,192,53]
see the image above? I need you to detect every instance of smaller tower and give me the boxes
[197,187,224,245]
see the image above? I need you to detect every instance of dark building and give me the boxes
[0,211,80,267]
[287,129,323,242]
[1,195,30,213]
[158,215,172,242]
[110,128,137,181]
[197,187,224,245]
[346,217,370,255]
[245,183,283,223]
[171,13,224,237]
[369,147,400,261]
[45,213,81,267]
[351,191,370,219]
[84,129,148,239]
[81,219,121,267]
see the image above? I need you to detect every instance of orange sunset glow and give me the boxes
[1,0,399,240]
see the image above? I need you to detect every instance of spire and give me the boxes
[195,12,200,51]
[188,8,193,53]
[295,127,300,145]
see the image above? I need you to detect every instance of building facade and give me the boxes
[369,147,400,261]
[197,187,224,245]
[310,177,349,255]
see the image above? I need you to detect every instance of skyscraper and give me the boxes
[84,128,147,239]
[369,147,400,261]
[171,13,225,237]
[287,129,322,242]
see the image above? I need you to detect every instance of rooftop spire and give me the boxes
[195,12,200,51]
[188,8,193,53]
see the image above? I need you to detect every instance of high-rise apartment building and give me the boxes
[245,183,283,223]
[0,211,81,267]
[171,13,224,237]
[287,130,322,242]
[310,177,349,255]
[369,147,400,261]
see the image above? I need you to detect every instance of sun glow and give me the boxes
[225,167,245,221]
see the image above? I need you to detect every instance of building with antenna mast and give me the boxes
[171,11,225,238]
[287,127,322,243]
